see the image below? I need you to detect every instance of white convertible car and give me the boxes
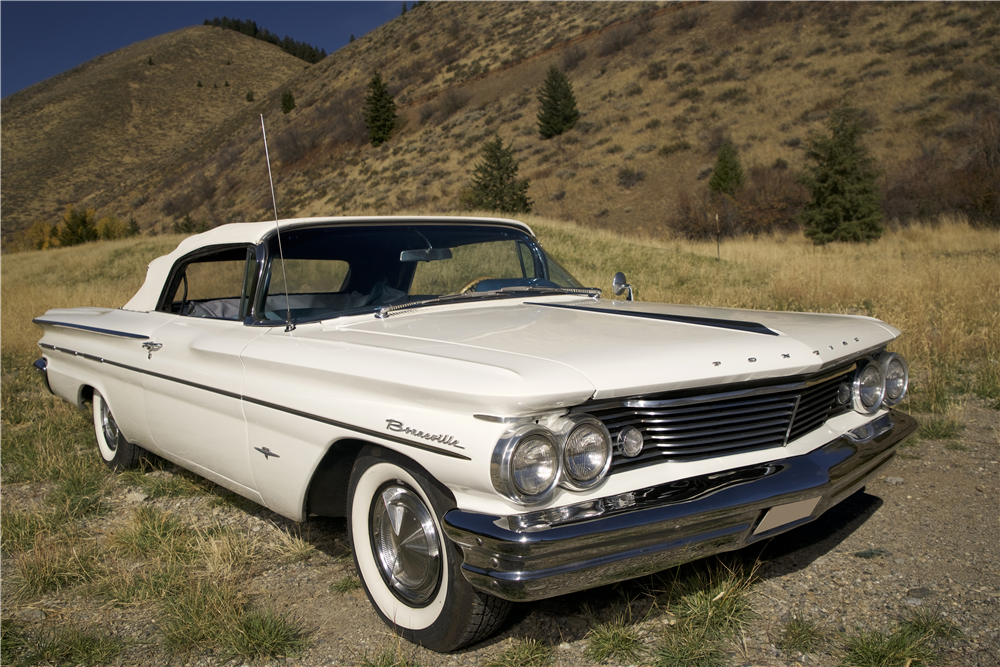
[34,216,916,651]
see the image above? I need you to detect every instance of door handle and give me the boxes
[142,342,163,359]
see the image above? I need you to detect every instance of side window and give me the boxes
[161,247,256,320]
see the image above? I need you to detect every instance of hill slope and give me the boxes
[2,2,998,246]
[1,25,305,233]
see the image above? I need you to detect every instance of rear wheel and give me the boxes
[347,447,510,652]
[92,392,145,470]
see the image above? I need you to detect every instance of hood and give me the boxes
[310,296,900,402]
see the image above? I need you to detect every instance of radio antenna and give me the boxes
[260,114,295,332]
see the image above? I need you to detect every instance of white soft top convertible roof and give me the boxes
[122,216,533,312]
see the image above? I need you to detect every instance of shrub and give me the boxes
[617,166,646,189]
[280,90,295,114]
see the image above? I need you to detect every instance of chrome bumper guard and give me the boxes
[443,410,917,602]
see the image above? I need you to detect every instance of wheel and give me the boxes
[348,447,511,652]
[92,391,145,470]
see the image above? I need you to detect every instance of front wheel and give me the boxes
[347,447,510,652]
[92,391,146,470]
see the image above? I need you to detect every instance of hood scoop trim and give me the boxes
[526,302,780,337]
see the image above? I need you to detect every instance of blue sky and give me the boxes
[1,1,404,98]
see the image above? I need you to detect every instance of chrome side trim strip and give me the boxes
[32,318,150,340]
[39,344,469,460]
[525,302,780,336]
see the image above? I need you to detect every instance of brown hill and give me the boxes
[1,25,305,235]
[3,2,998,247]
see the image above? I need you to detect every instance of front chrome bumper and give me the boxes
[443,409,917,602]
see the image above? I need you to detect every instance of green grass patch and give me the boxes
[1,509,53,553]
[110,505,197,562]
[660,559,758,640]
[900,608,963,640]
[853,548,888,559]
[3,625,125,667]
[917,416,965,440]
[223,607,309,660]
[11,539,102,599]
[92,561,188,605]
[585,614,644,663]
[653,624,726,667]
[357,646,421,667]
[159,578,308,659]
[46,457,109,519]
[485,638,552,667]
[332,575,361,593]
[776,617,824,653]
[840,626,937,667]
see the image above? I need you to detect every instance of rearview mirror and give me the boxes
[612,272,634,301]
[400,248,453,262]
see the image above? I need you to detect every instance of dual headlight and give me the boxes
[491,415,612,505]
[843,352,909,414]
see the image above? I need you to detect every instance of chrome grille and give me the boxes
[582,367,853,473]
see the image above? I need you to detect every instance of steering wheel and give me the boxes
[459,276,496,293]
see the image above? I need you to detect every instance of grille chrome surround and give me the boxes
[581,366,855,474]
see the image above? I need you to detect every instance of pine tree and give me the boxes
[467,135,532,214]
[798,101,884,244]
[708,140,746,197]
[246,91,254,102]
[58,205,99,246]
[281,90,296,114]
[536,66,580,139]
[364,72,397,147]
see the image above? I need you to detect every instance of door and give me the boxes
[141,245,268,502]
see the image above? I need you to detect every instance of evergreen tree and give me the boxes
[536,66,579,139]
[58,205,99,246]
[798,101,884,244]
[246,90,254,102]
[281,90,296,114]
[467,135,532,214]
[708,140,746,197]
[364,72,397,147]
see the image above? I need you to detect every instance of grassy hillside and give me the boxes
[1,26,305,234]
[2,2,997,247]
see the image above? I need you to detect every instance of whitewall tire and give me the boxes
[347,446,510,652]
[92,391,145,470]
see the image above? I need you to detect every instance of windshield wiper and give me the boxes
[375,286,600,319]
[497,286,601,297]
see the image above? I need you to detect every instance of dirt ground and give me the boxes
[3,401,998,666]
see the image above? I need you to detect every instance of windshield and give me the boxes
[257,224,584,324]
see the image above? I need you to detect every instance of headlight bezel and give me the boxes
[490,424,562,504]
[491,414,612,505]
[559,415,613,490]
[877,352,909,406]
[852,360,886,414]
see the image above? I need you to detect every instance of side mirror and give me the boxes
[612,272,633,301]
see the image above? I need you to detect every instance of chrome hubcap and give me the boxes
[101,401,119,452]
[370,485,440,605]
